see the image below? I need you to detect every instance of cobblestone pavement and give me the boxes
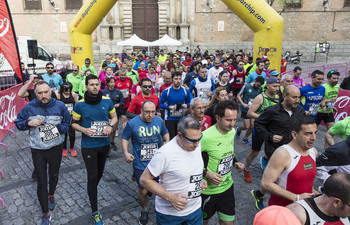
[0,116,333,225]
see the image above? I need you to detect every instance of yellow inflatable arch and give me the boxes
[69,0,283,72]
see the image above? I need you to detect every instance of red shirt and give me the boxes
[199,115,212,131]
[127,92,160,115]
[182,59,193,72]
[159,82,173,95]
[232,68,245,89]
[137,69,148,80]
[131,84,156,96]
[115,76,133,108]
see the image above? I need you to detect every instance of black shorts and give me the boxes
[241,111,249,119]
[120,107,127,116]
[316,112,335,124]
[134,168,159,189]
[232,87,242,97]
[252,126,264,152]
[201,185,235,222]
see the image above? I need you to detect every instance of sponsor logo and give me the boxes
[258,47,277,56]
[0,18,10,37]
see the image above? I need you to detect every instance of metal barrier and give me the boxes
[282,62,350,84]
[0,73,17,91]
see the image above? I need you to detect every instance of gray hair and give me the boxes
[177,116,201,136]
[126,60,133,65]
[190,97,204,108]
[281,74,292,82]
[119,67,126,73]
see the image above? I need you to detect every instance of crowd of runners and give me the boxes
[13,48,350,225]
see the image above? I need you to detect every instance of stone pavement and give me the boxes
[0,117,333,225]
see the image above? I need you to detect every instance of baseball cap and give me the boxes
[269,70,280,76]
[261,56,268,60]
[35,75,43,80]
[254,206,301,225]
[266,77,280,84]
[201,59,208,65]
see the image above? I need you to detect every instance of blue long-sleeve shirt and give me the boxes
[189,76,216,103]
[160,86,193,121]
[133,60,148,70]
[15,98,71,150]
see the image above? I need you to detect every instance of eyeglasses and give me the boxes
[73,70,79,72]
[46,67,54,69]
[142,85,152,89]
[183,133,203,143]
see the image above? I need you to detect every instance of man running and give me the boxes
[72,75,118,225]
[261,115,318,207]
[201,101,245,225]
[190,97,212,131]
[42,62,63,92]
[122,101,169,225]
[15,81,70,225]
[115,67,133,128]
[324,116,350,150]
[189,65,216,104]
[140,117,207,224]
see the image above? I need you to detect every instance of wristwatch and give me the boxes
[108,123,113,127]
[203,168,208,177]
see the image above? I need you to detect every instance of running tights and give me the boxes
[63,126,75,149]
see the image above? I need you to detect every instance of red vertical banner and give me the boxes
[0,0,21,81]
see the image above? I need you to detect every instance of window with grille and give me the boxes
[66,0,82,9]
[25,0,42,10]
[345,0,350,7]
[285,0,302,8]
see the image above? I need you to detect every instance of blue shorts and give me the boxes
[134,168,159,189]
[156,207,202,225]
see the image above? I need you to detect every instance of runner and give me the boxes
[15,81,70,225]
[115,67,133,128]
[324,116,350,150]
[56,82,78,157]
[205,87,228,125]
[71,75,118,225]
[140,116,207,224]
[201,100,245,225]
[190,97,212,131]
[189,65,216,104]
[230,60,245,102]
[287,173,350,225]
[122,101,169,225]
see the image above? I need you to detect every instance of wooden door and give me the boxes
[132,0,159,41]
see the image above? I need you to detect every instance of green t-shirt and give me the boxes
[81,65,97,75]
[201,125,235,195]
[79,77,86,98]
[329,116,350,141]
[66,73,83,92]
[318,83,339,113]
[127,69,139,85]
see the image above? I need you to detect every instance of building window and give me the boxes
[25,0,42,10]
[345,0,350,7]
[285,0,302,8]
[66,0,82,9]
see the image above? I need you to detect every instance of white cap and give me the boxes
[201,59,208,65]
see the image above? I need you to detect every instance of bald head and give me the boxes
[284,85,300,97]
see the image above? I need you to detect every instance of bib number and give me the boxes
[38,124,60,142]
[140,143,158,161]
[65,103,74,114]
[309,103,320,116]
[121,89,129,98]
[326,102,335,110]
[188,174,202,199]
[170,109,183,117]
[218,155,233,176]
[248,98,253,107]
[91,121,108,137]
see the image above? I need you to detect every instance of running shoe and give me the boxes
[92,211,103,225]
[260,156,268,171]
[110,143,117,151]
[235,127,240,139]
[132,174,136,182]
[251,190,265,211]
[242,138,252,146]
[62,149,68,157]
[41,212,51,225]
[48,194,56,210]
[69,148,77,157]
[244,169,252,183]
[139,210,149,225]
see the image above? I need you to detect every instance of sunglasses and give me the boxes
[183,133,203,144]
[46,67,54,69]
[142,85,152,89]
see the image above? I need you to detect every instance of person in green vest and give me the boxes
[126,60,139,85]
[66,65,83,95]
[158,49,167,65]
[243,77,280,183]
[78,69,92,98]
[81,58,97,75]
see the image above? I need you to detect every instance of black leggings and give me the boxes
[63,126,75,149]
[165,120,179,140]
[82,145,110,212]
[31,144,63,213]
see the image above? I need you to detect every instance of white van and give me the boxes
[0,36,62,75]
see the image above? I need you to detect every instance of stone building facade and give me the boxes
[9,0,350,62]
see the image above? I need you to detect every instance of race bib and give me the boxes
[140,143,158,161]
[188,173,202,199]
[65,103,74,114]
[91,121,108,137]
[326,102,335,110]
[199,88,210,98]
[38,124,60,142]
[51,87,58,93]
[170,109,183,117]
[121,89,129,98]
[248,98,253,107]
[309,103,320,116]
[235,77,243,84]
[218,155,233,176]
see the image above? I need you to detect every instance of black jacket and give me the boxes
[340,76,350,90]
[254,102,305,158]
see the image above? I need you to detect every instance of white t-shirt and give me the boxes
[147,136,204,217]
[208,67,223,84]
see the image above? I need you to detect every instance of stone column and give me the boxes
[168,0,177,38]
[113,2,122,41]
[180,0,189,42]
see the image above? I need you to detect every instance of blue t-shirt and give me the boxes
[73,96,115,148]
[42,73,63,91]
[299,84,325,119]
[122,116,168,170]
[238,83,262,112]
[246,71,267,83]
[159,86,193,121]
